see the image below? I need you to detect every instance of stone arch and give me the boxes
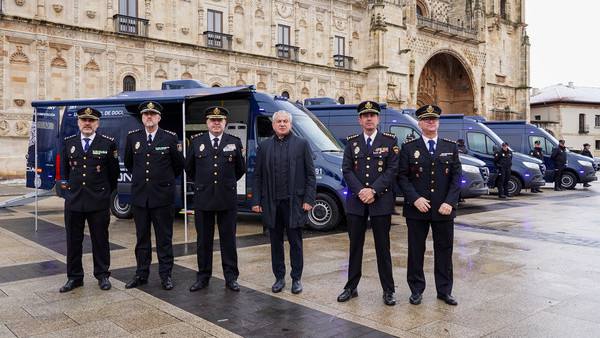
[236,79,246,86]
[51,56,67,68]
[256,81,267,91]
[207,76,225,87]
[155,68,168,79]
[277,84,295,100]
[85,60,100,71]
[255,9,264,19]
[10,47,29,64]
[354,92,361,101]
[116,66,144,91]
[318,89,325,96]
[416,49,476,115]
[416,0,429,17]
[181,72,192,79]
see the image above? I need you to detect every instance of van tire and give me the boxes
[561,171,577,190]
[110,190,133,219]
[507,174,522,196]
[307,192,340,231]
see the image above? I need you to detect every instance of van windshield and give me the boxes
[278,101,343,152]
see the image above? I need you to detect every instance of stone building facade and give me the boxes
[0,0,529,178]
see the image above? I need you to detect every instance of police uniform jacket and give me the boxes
[397,137,462,221]
[124,128,184,208]
[342,132,399,216]
[185,132,245,211]
[60,133,119,212]
[581,149,593,158]
[551,146,567,169]
[529,147,544,161]
[494,148,513,168]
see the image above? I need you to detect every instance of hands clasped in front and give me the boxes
[358,188,375,204]
[413,197,452,215]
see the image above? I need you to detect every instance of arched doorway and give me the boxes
[417,53,475,115]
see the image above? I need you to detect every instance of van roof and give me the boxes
[31,86,254,108]
[306,103,389,110]
[483,120,527,125]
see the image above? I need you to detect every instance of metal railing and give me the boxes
[334,55,354,70]
[203,31,233,50]
[113,14,149,37]
[275,44,300,61]
[417,15,477,40]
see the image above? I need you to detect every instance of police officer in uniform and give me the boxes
[494,142,513,198]
[338,100,399,306]
[59,107,119,292]
[551,139,567,191]
[397,104,461,306]
[529,140,544,192]
[581,143,593,187]
[456,139,469,155]
[124,101,185,290]
[186,106,246,292]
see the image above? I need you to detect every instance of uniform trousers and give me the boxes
[65,209,111,280]
[497,166,511,196]
[269,199,303,281]
[406,218,454,295]
[195,209,239,284]
[132,204,174,279]
[554,167,564,189]
[345,211,394,292]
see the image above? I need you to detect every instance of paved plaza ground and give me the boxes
[0,182,599,337]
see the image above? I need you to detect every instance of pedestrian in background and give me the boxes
[494,142,513,198]
[456,139,468,155]
[551,140,567,191]
[529,140,544,193]
[59,107,119,293]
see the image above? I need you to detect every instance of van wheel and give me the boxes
[110,190,133,219]
[507,175,522,196]
[561,172,577,190]
[307,192,340,231]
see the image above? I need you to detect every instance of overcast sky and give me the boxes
[526,1,600,89]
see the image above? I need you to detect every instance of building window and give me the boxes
[500,0,507,19]
[333,36,353,70]
[334,36,345,57]
[534,115,541,120]
[596,140,600,150]
[114,0,148,36]
[204,10,231,49]
[120,0,136,16]
[281,91,290,99]
[278,25,290,46]
[123,76,136,91]
[338,97,345,104]
[579,113,588,133]
[208,10,223,34]
[416,1,428,17]
[276,25,299,60]
[595,115,600,127]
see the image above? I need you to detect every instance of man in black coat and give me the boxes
[397,104,461,306]
[124,101,185,290]
[338,100,399,306]
[59,107,119,292]
[551,139,568,191]
[252,110,316,295]
[529,140,544,192]
[581,143,593,187]
[494,142,513,198]
[186,106,246,292]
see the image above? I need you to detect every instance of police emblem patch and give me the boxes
[135,141,140,150]
[354,147,360,154]
[200,144,205,152]
[114,150,118,159]
[70,146,75,153]
[414,150,420,158]
[177,143,182,152]
[393,146,399,154]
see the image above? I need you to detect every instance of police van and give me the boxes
[305,103,489,199]
[27,81,348,231]
[436,115,546,195]
[482,120,597,189]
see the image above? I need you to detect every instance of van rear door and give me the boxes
[26,106,61,190]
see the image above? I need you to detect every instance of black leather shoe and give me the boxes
[507,194,514,197]
[498,195,506,199]
[537,188,543,193]
[272,278,285,293]
[584,183,591,187]
[189,280,209,292]
[291,279,302,294]
[125,276,148,289]
[59,279,83,293]
[161,277,174,290]
[383,290,396,306]
[437,293,458,306]
[392,209,400,215]
[227,280,240,292]
[409,293,422,305]
[98,278,111,291]
[337,288,357,302]
[554,187,561,191]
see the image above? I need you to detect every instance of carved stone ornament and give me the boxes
[235,37,243,44]
[10,46,29,64]
[86,11,96,18]
[0,120,9,136]
[14,99,26,107]
[181,28,190,35]
[52,4,63,13]
[126,54,134,63]
[256,41,263,47]
[15,121,30,136]
[15,0,25,6]
[156,23,164,30]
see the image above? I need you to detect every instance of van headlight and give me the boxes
[462,164,480,173]
[578,160,593,167]
[523,161,539,169]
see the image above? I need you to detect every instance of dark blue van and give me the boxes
[482,120,597,189]
[27,84,348,231]
[306,103,489,199]
[437,115,546,195]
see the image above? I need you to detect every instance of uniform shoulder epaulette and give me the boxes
[64,134,77,141]
[128,129,142,135]
[346,134,360,140]
[164,129,177,137]
[190,132,203,140]
[228,133,240,139]
[402,138,417,145]
[382,132,396,139]
[101,134,115,142]
[442,138,457,144]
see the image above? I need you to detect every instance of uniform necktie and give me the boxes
[428,139,435,157]
[213,137,219,149]
[83,138,90,152]
[366,137,372,152]
[147,134,152,144]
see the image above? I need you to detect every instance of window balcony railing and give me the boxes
[203,31,233,50]
[113,14,149,37]
[275,44,300,61]
[579,124,589,134]
[334,55,353,70]
[417,14,478,41]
